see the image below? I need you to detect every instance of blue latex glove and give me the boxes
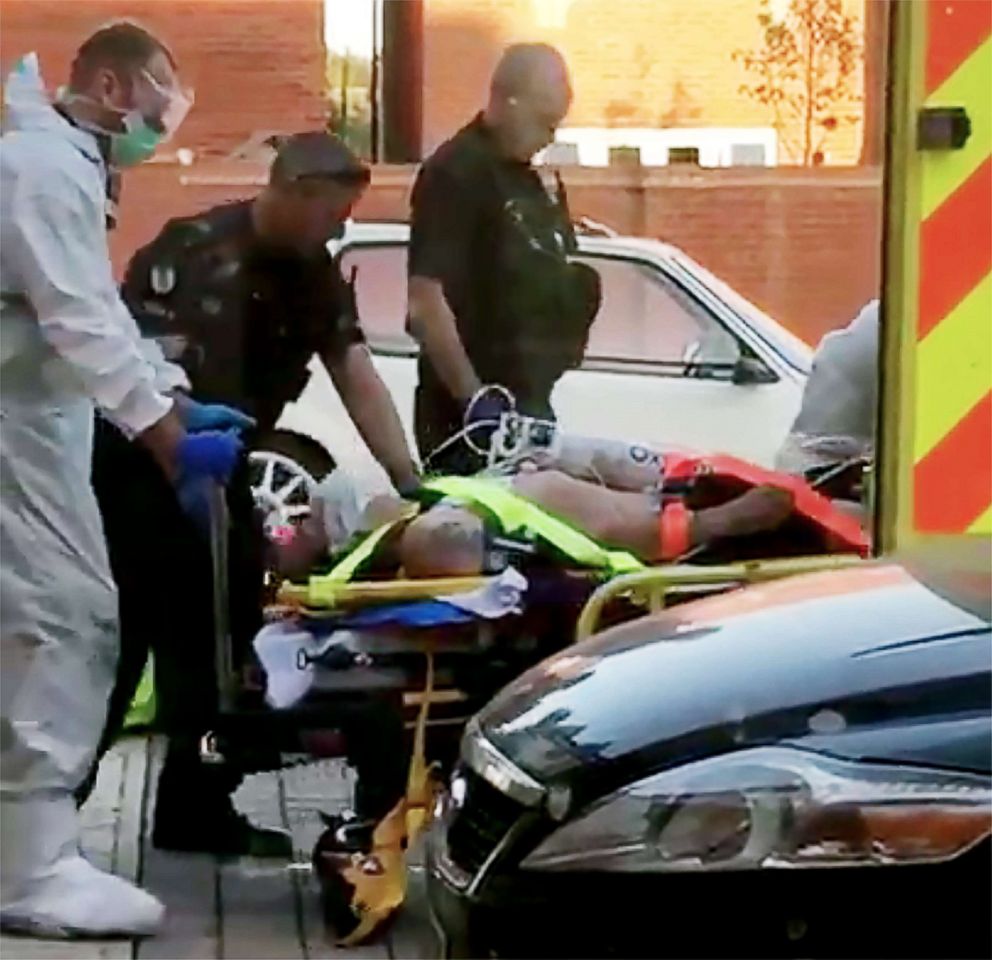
[178,430,244,485]
[180,398,256,434]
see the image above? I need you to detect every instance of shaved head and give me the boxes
[485,43,572,161]
[491,43,570,101]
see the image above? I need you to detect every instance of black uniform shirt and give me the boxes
[123,200,364,432]
[409,114,582,423]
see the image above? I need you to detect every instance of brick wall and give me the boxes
[1,0,881,346]
[420,0,867,164]
[0,0,327,156]
[562,166,883,344]
[108,160,881,346]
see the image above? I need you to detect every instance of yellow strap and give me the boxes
[335,647,437,948]
[336,798,408,946]
[404,648,435,841]
[303,517,409,608]
[327,518,406,583]
[277,574,493,611]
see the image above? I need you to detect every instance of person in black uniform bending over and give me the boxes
[127,131,418,490]
[83,133,417,858]
[408,44,601,474]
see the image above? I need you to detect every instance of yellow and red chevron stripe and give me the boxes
[913,0,992,535]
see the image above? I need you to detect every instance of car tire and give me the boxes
[256,429,336,481]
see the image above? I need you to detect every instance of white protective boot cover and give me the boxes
[0,793,164,938]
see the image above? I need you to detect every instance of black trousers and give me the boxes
[80,418,407,822]
[414,383,483,476]
[76,418,261,788]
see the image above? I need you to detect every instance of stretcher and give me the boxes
[203,418,870,944]
[204,483,620,943]
[239,409,870,720]
[207,435,872,772]
[204,472,609,766]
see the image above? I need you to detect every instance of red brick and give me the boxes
[0,0,327,156]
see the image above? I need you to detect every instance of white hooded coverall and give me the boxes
[0,55,186,935]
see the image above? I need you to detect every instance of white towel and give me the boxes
[440,567,527,618]
[253,622,321,709]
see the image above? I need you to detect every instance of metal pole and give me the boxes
[341,46,350,144]
[208,482,235,714]
[370,0,381,162]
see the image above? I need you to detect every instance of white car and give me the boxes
[252,222,811,526]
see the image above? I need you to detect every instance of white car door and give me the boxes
[552,253,803,465]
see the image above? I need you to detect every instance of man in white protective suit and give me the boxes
[0,24,245,938]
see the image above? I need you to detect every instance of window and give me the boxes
[579,255,741,372]
[668,146,700,165]
[608,145,642,167]
[731,143,767,166]
[337,244,416,351]
[542,141,580,166]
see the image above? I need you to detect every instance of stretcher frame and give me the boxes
[574,553,866,641]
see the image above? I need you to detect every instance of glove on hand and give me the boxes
[179,397,256,433]
[177,430,244,485]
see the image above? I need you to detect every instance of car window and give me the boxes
[338,244,416,351]
[579,255,741,371]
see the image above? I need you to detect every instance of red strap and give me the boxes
[662,453,869,555]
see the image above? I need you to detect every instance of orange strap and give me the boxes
[658,500,693,560]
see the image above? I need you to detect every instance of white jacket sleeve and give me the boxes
[135,331,191,393]
[7,164,173,436]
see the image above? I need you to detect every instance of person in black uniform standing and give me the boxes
[84,133,417,857]
[408,44,601,474]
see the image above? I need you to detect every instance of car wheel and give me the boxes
[249,430,335,538]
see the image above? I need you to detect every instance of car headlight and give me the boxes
[521,747,991,873]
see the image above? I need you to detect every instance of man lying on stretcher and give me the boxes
[271,301,878,584]
[271,432,869,586]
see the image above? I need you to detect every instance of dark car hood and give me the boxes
[479,564,991,801]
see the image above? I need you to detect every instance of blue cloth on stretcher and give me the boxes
[297,568,536,635]
[335,600,476,629]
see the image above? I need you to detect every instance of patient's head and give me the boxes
[400,504,486,578]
